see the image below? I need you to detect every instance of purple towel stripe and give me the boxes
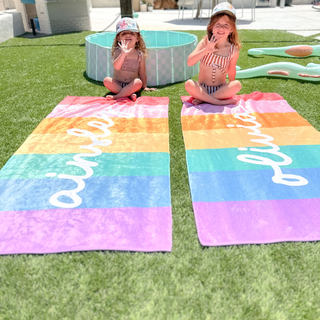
[193,200,320,246]
[0,207,172,254]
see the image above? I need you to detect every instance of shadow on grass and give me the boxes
[10,249,171,257]
[0,43,86,49]
[0,31,99,48]
[83,70,187,94]
[83,71,105,86]
[20,30,88,40]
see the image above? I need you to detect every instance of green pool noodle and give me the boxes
[248,45,320,58]
[235,62,320,82]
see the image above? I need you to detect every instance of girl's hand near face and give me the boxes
[119,40,132,55]
[113,40,132,70]
[205,35,220,54]
[187,34,221,66]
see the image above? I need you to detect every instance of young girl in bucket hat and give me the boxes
[185,2,241,105]
[104,17,156,101]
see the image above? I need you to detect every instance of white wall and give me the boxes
[13,0,30,31]
[35,0,52,34]
[292,0,312,4]
[7,0,15,9]
[0,13,13,43]
[0,0,15,10]
[91,0,119,7]
[0,11,24,44]
[47,1,88,19]
[12,0,91,35]
[9,10,24,35]
[47,1,91,34]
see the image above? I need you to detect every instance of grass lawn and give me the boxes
[0,29,320,319]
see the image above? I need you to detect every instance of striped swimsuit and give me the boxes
[200,83,225,94]
[113,49,142,88]
[200,43,235,84]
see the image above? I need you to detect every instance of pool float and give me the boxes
[235,62,320,82]
[248,45,320,58]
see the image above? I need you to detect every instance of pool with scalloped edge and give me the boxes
[85,30,199,86]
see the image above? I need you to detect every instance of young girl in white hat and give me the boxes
[104,18,155,101]
[185,2,242,105]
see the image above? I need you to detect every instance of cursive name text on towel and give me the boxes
[227,111,308,186]
[48,106,135,209]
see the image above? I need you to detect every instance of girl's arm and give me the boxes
[113,41,132,70]
[139,55,147,89]
[227,48,240,81]
[187,36,219,66]
[139,55,156,91]
[113,49,127,70]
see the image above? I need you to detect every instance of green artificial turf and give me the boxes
[0,30,320,319]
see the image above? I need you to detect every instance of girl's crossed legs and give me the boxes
[103,77,143,101]
[185,79,241,105]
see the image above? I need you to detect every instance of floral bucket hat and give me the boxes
[212,2,236,20]
[116,17,140,34]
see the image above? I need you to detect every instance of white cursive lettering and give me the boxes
[48,109,133,209]
[229,110,308,186]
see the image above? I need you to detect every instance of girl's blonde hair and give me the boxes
[206,13,241,49]
[111,32,148,57]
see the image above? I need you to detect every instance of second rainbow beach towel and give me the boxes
[181,92,320,246]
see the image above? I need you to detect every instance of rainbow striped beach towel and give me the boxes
[0,96,172,254]
[181,92,320,246]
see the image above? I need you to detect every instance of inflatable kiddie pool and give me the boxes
[85,31,199,86]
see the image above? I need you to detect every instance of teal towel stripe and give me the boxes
[186,145,320,173]
[0,152,170,180]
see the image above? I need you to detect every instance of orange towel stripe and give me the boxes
[33,117,169,134]
[181,112,311,131]
[183,126,320,150]
[15,132,169,154]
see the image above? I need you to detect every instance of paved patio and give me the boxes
[90,5,320,38]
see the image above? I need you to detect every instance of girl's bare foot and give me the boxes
[192,98,203,105]
[218,98,238,105]
[208,97,238,106]
[130,93,137,102]
[105,95,115,100]
[192,97,238,106]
